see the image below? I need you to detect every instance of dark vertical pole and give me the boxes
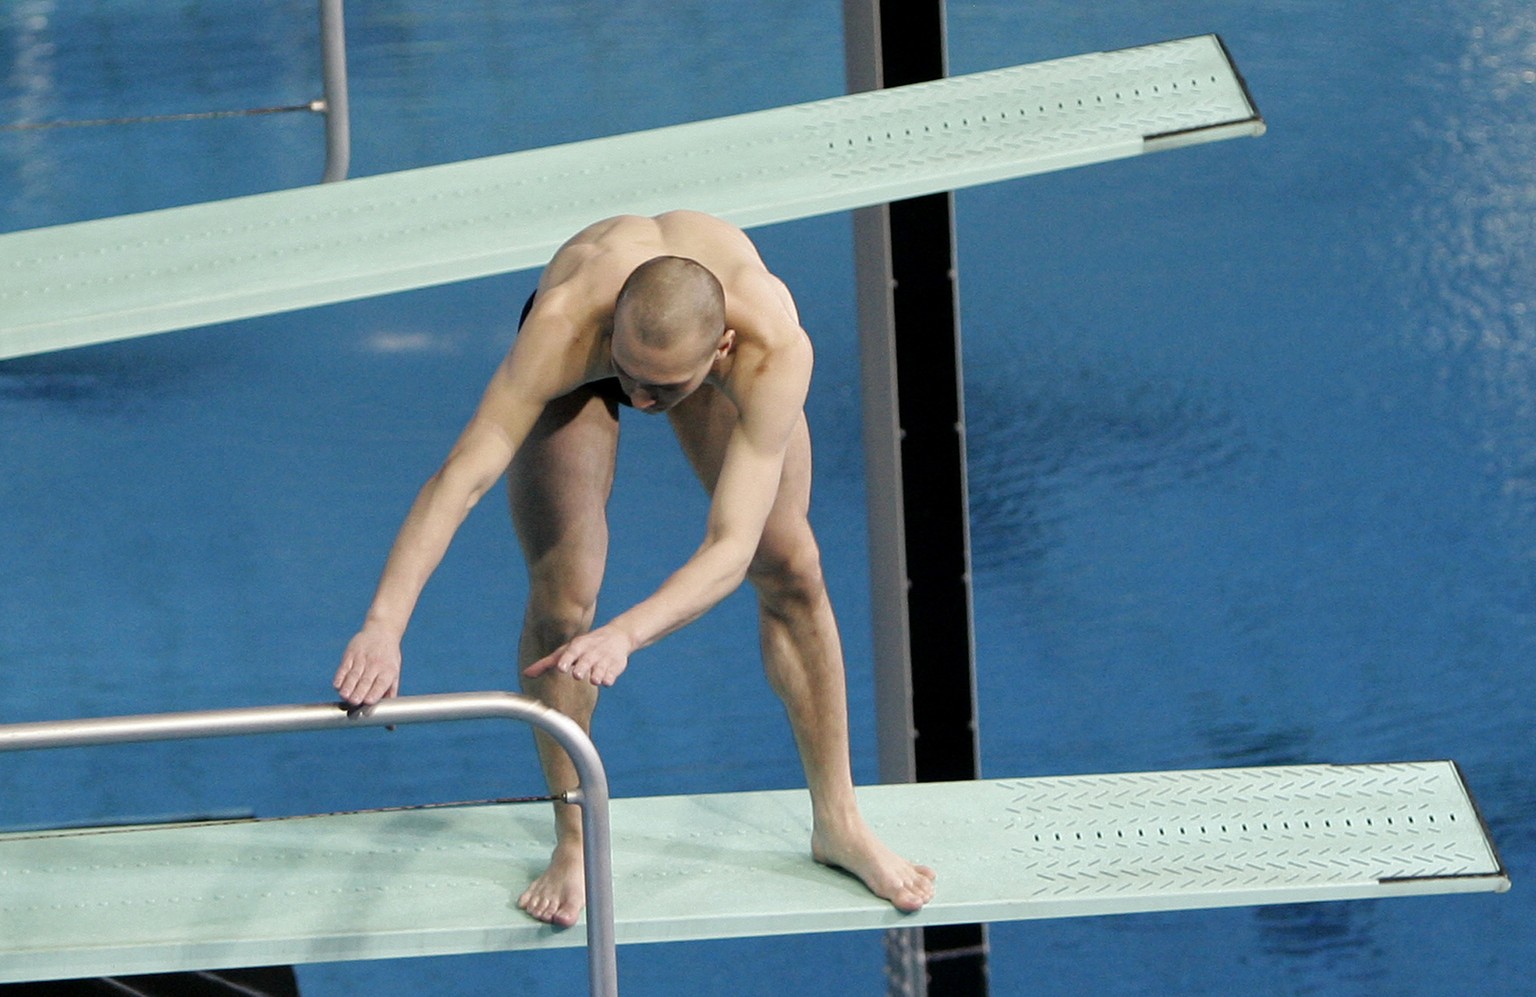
[843,2,987,996]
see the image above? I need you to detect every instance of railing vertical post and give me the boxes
[544,713,618,997]
[317,0,351,182]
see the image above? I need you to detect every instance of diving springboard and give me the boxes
[0,761,1504,983]
[0,34,1262,362]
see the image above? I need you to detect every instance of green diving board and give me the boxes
[0,761,1505,983]
[0,34,1262,362]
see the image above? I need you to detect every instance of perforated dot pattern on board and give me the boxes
[0,761,1503,982]
[0,35,1261,360]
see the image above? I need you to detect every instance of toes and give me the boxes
[517,868,586,927]
[517,885,560,924]
[895,866,936,910]
[518,892,549,922]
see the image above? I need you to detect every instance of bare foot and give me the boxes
[812,817,936,912]
[517,840,586,927]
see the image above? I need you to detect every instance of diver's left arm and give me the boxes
[525,338,810,686]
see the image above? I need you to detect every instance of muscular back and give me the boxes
[541,211,772,305]
[513,211,810,417]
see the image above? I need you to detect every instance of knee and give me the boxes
[524,563,602,653]
[748,531,828,617]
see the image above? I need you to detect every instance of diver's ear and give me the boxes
[716,328,736,359]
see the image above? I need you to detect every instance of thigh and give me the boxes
[509,387,621,573]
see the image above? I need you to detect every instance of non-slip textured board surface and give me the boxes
[0,34,1262,360]
[0,762,1504,982]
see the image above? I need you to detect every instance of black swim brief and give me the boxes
[518,291,631,408]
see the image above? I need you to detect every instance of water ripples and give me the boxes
[965,339,1256,580]
[1394,3,1536,523]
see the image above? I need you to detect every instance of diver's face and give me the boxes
[609,321,720,413]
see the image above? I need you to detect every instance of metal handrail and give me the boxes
[317,0,351,182]
[0,690,617,997]
[0,2,351,184]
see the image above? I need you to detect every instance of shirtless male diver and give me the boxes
[333,210,936,927]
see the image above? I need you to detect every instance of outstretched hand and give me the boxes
[524,625,634,687]
[334,626,403,705]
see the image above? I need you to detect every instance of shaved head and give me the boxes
[614,256,726,361]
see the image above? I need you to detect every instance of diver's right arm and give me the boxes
[330,421,510,704]
[333,325,571,706]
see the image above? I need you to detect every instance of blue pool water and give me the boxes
[3,1,1533,994]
